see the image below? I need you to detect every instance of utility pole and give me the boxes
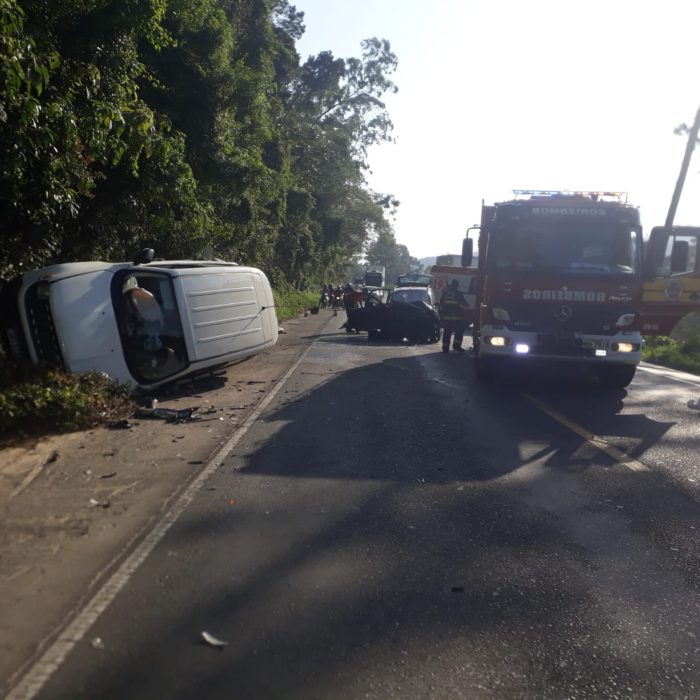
[666,103,700,227]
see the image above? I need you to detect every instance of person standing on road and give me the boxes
[438,279,470,353]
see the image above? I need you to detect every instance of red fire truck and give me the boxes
[462,190,700,389]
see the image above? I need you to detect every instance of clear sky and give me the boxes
[294,0,700,260]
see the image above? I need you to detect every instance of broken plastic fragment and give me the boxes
[201,631,229,648]
[108,419,133,430]
[91,637,105,649]
[135,406,199,423]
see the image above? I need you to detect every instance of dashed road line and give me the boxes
[524,394,649,473]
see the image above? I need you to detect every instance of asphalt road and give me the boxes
[17,320,700,699]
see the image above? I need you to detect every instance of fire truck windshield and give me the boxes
[488,221,640,277]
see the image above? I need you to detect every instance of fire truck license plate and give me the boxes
[580,337,609,350]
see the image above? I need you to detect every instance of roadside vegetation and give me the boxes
[643,335,700,374]
[273,285,318,321]
[642,312,700,375]
[0,365,135,438]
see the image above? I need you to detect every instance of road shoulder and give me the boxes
[0,308,340,693]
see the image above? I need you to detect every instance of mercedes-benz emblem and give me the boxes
[555,305,573,322]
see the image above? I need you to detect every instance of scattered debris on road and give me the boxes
[134,406,199,423]
[107,419,134,430]
[201,631,229,649]
[91,637,105,650]
[89,498,111,509]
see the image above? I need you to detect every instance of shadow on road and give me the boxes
[41,351,698,700]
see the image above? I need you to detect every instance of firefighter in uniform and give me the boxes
[438,279,470,353]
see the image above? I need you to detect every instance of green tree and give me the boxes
[0,0,192,275]
[366,229,419,286]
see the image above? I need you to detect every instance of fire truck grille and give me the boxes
[504,302,634,335]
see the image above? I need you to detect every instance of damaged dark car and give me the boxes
[343,294,440,343]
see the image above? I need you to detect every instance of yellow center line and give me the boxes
[523,394,649,473]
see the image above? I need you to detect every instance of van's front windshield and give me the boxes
[487,221,640,276]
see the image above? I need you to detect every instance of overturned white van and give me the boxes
[1,255,279,390]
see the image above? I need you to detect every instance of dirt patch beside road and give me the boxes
[0,309,340,693]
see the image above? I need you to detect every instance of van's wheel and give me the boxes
[597,365,636,390]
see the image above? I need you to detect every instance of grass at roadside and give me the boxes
[0,366,136,439]
[642,335,700,375]
[273,285,319,321]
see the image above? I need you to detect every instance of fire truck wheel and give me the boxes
[597,364,637,390]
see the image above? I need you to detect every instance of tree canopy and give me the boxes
[0,0,413,285]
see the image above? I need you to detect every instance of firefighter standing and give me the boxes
[438,279,469,353]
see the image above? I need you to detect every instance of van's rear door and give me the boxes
[642,226,700,335]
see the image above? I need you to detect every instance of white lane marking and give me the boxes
[525,394,649,473]
[638,363,700,388]
[6,343,316,700]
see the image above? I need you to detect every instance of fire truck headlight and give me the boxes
[492,307,511,322]
[612,342,636,353]
[487,336,507,347]
[515,343,530,354]
[615,313,636,327]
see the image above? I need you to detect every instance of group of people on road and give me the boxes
[323,277,471,353]
[319,283,344,309]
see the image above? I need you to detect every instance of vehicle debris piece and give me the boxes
[135,406,199,423]
[201,631,229,649]
[89,498,111,508]
[108,419,134,430]
[278,327,287,334]
[91,637,105,650]
[99,472,117,479]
